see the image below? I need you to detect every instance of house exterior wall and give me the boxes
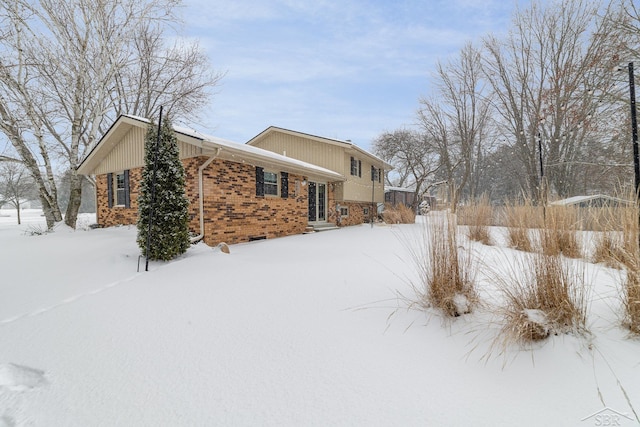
[190,157,308,246]
[96,170,139,227]
[250,132,384,205]
[329,201,377,227]
[96,156,309,247]
[250,132,345,173]
[92,126,204,175]
[341,153,384,203]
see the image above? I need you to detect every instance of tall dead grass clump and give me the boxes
[592,231,625,268]
[538,205,582,258]
[382,203,416,224]
[620,198,640,334]
[408,214,478,318]
[462,195,493,245]
[494,252,589,346]
[503,198,539,252]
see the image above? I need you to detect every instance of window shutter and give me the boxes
[280,172,288,199]
[370,165,375,181]
[255,167,264,197]
[379,168,382,183]
[107,173,113,208]
[124,170,131,208]
[358,160,362,177]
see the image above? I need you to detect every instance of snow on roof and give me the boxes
[550,194,632,206]
[115,115,343,180]
[385,186,416,193]
[247,126,394,170]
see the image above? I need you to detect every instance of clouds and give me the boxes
[180,0,516,148]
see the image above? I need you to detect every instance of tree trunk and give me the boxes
[16,200,21,225]
[39,193,59,229]
[64,171,83,229]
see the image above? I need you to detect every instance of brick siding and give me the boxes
[331,201,377,226]
[96,156,309,246]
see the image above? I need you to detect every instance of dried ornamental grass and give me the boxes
[465,195,493,246]
[538,206,581,258]
[503,198,536,252]
[493,252,589,347]
[407,214,478,318]
[382,203,415,224]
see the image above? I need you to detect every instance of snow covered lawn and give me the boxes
[0,209,639,426]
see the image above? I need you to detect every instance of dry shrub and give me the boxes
[583,192,640,334]
[408,214,478,318]
[503,198,539,252]
[592,231,625,268]
[619,199,640,334]
[462,195,493,245]
[382,203,415,224]
[538,205,581,258]
[589,194,637,266]
[495,252,588,346]
[623,266,640,335]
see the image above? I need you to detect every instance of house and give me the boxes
[246,127,392,226]
[77,115,343,246]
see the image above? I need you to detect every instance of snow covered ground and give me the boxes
[0,208,639,426]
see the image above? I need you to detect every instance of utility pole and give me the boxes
[628,62,639,202]
[145,106,163,272]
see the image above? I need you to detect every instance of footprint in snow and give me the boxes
[0,363,47,391]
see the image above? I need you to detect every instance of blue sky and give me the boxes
[180,0,522,151]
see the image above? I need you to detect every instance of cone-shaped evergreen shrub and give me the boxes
[136,117,190,261]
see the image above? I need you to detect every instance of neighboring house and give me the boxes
[550,194,635,230]
[385,186,416,208]
[77,115,343,246]
[246,127,392,226]
[550,194,633,208]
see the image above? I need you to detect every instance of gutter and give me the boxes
[190,148,221,244]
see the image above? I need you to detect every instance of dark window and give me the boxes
[350,157,358,176]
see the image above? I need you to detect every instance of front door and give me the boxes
[308,182,326,223]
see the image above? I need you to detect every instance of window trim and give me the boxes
[107,170,130,208]
[350,157,362,177]
[263,170,279,197]
[115,172,127,206]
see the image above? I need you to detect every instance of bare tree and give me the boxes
[481,0,628,200]
[418,43,492,212]
[0,0,222,229]
[373,128,440,208]
[0,162,37,224]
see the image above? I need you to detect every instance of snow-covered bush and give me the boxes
[136,117,190,261]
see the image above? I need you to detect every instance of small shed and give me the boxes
[384,187,416,207]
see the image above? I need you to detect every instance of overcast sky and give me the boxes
[180,0,523,151]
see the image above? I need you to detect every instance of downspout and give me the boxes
[190,148,221,244]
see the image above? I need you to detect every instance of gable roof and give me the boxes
[77,115,344,181]
[246,126,393,170]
